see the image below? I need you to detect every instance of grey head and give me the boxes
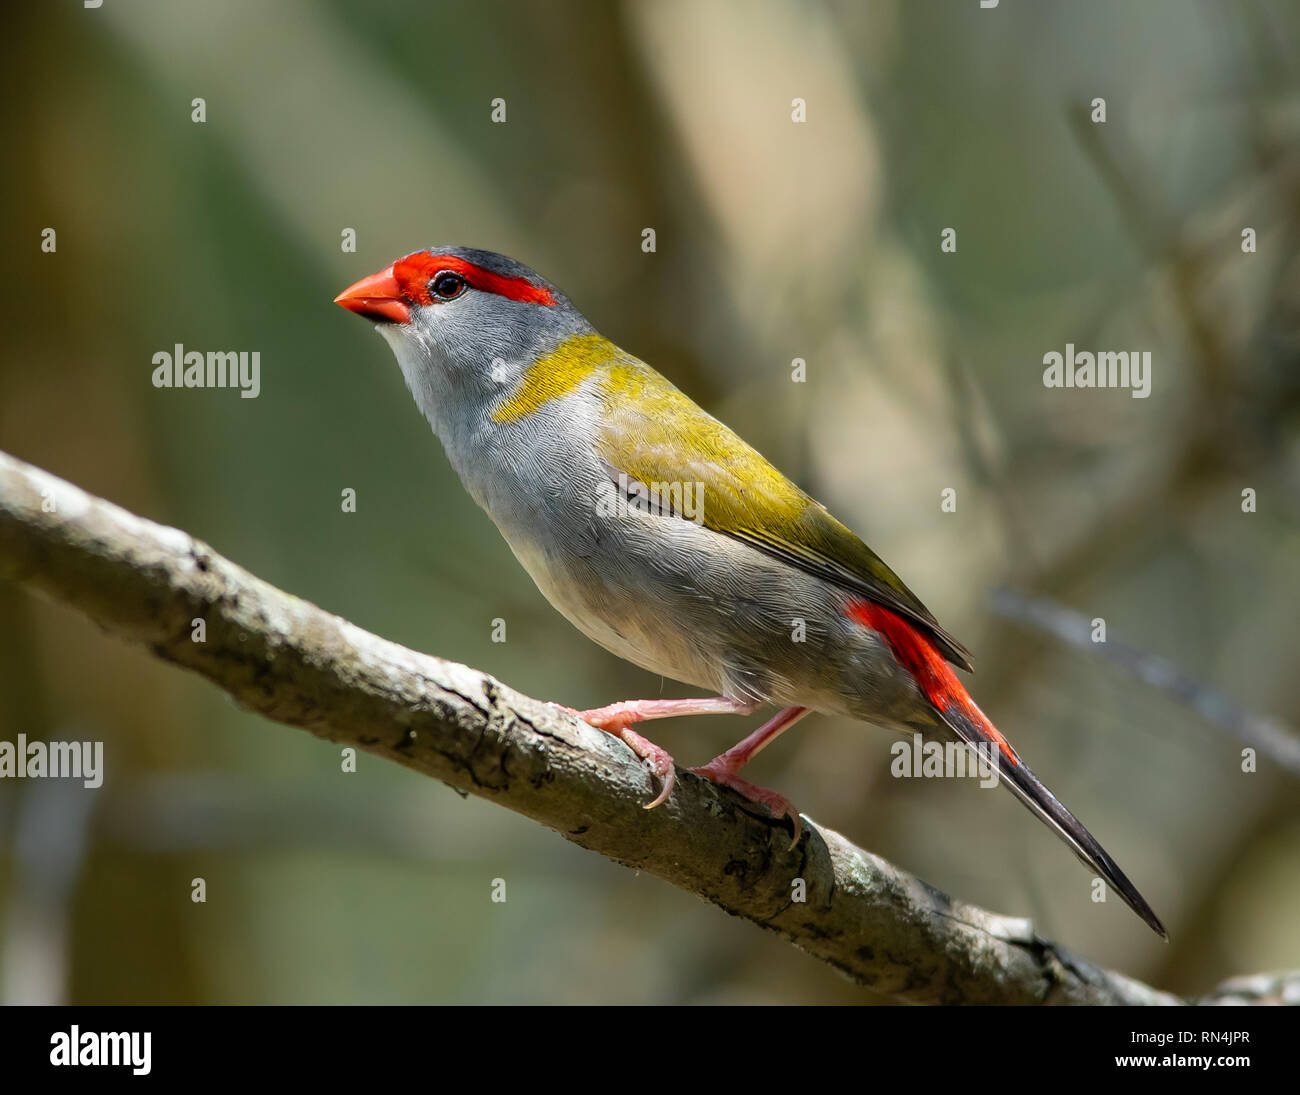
[335,246,593,437]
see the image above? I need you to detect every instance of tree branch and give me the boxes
[0,447,1273,1005]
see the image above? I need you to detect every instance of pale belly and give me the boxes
[497,505,933,732]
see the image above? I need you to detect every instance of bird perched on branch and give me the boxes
[335,246,1166,939]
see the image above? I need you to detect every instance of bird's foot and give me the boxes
[554,701,677,808]
[688,759,803,849]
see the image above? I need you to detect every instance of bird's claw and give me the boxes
[557,703,677,808]
[689,761,803,849]
[633,735,676,808]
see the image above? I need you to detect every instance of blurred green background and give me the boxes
[2,0,1298,1004]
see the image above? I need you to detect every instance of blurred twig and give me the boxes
[1,773,98,1005]
[2,448,1290,1005]
[991,589,1300,775]
[1195,970,1300,1005]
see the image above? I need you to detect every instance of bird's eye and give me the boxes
[430,272,467,301]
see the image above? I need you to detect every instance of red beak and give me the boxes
[334,265,411,324]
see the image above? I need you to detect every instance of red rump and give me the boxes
[847,598,1018,765]
[393,253,557,307]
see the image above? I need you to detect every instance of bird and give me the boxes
[334,245,1167,939]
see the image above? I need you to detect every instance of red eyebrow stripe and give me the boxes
[392,253,557,306]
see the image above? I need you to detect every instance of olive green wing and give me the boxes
[593,363,974,672]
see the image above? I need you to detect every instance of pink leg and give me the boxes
[690,706,812,847]
[556,696,759,809]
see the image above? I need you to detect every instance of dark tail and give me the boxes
[850,597,1167,938]
[940,704,1168,940]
